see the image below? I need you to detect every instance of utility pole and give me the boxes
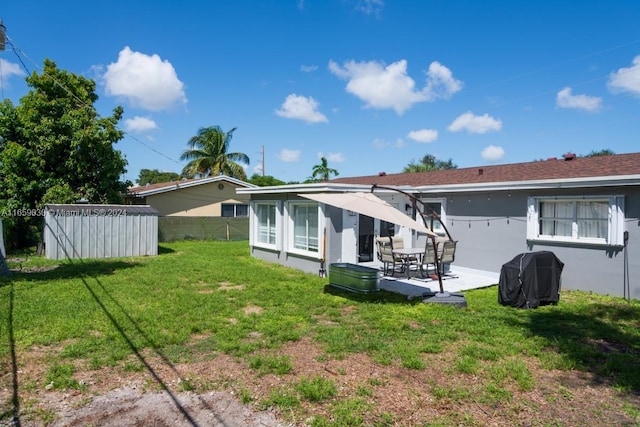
[0,19,6,51]
[1,20,6,100]
[262,145,265,176]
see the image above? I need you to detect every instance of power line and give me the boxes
[6,37,31,75]
[493,66,639,108]
[4,33,183,168]
[467,39,640,96]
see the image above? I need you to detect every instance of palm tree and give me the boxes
[180,126,250,180]
[311,157,339,181]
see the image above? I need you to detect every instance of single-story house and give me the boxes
[237,152,640,299]
[125,175,256,217]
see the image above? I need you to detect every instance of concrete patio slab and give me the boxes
[379,266,499,299]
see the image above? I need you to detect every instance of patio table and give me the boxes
[392,247,423,279]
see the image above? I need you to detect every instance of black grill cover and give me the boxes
[498,251,564,308]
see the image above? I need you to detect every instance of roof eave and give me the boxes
[236,182,422,195]
[237,174,640,196]
[414,174,640,193]
[132,175,256,196]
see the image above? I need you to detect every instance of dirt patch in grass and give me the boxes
[243,305,264,315]
[218,282,244,291]
[2,337,639,426]
[8,265,61,274]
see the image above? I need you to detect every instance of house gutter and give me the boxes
[237,175,640,195]
[413,174,640,193]
[236,183,417,195]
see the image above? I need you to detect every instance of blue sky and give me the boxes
[1,1,640,184]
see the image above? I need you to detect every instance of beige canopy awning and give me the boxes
[299,192,437,237]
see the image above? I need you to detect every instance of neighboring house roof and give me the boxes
[329,152,640,192]
[127,175,257,197]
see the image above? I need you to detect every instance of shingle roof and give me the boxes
[329,152,640,187]
[128,175,255,196]
[128,178,200,194]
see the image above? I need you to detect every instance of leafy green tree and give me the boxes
[136,168,181,185]
[310,156,339,182]
[248,173,286,187]
[180,126,250,180]
[403,154,457,172]
[0,59,129,248]
[582,148,615,157]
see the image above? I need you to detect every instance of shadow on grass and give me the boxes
[7,260,140,281]
[158,245,176,255]
[2,251,221,426]
[512,302,640,394]
[78,274,215,426]
[0,278,21,426]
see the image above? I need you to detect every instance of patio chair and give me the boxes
[438,240,457,275]
[376,236,406,276]
[419,240,438,278]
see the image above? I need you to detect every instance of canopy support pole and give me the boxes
[371,184,454,294]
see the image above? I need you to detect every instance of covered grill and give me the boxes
[498,251,564,308]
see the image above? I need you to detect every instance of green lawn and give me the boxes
[1,240,639,426]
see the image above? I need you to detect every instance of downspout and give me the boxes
[623,231,630,302]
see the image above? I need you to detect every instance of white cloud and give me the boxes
[556,87,602,112]
[275,94,328,123]
[0,59,25,87]
[481,145,505,162]
[407,129,438,143]
[424,61,463,100]
[102,46,187,111]
[300,64,318,73]
[124,116,157,133]
[608,55,640,96]
[328,59,462,115]
[353,0,384,15]
[448,111,502,134]
[277,148,301,162]
[318,152,345,162]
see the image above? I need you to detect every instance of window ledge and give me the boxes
[527,238,623,249]
[252,243,279,252]
[286,249,321,260]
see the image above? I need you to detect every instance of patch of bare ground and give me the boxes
[218,282,244,291]
[2,337,638,426]
[8,265,60,274]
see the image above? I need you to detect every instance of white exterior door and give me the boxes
[341,209,358,264]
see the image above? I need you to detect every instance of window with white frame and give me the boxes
[255,202,277,246]
[289,202,319,253]
[527,196,625,246]
[221,203,249,217]
[421,198,446,235]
